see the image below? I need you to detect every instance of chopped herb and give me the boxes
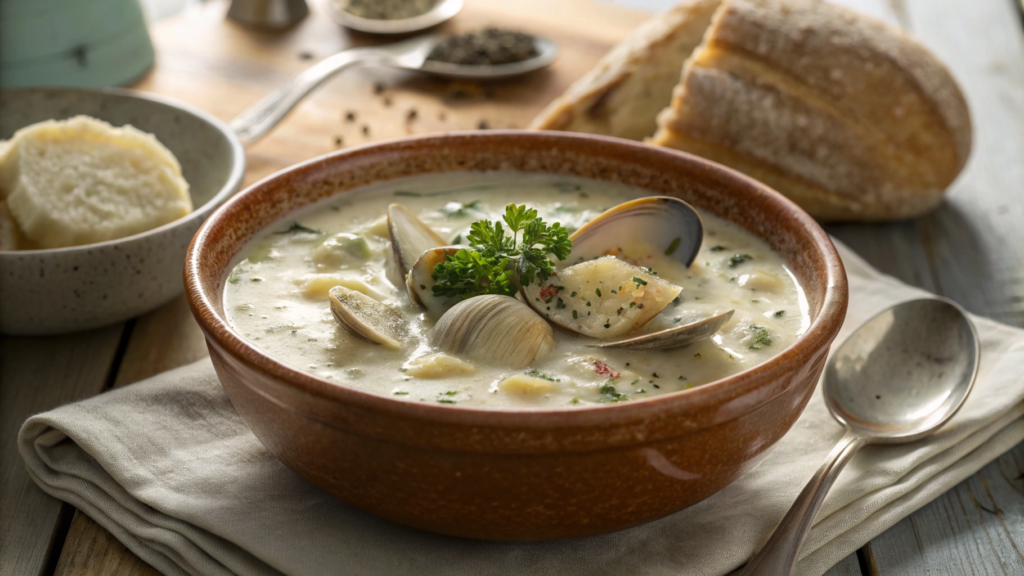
[673,317,682,323]
[598,382,629,403]
[665,237,682,256]
[571,397,579,405]
[570,291,577,297]
[610,289,618,294]
[633,277,648,287]
[525,369,560,382]
[228,271,242,284]
[694,353,702,359]
[709,245,727,252]
[653,384,660,389]
[585,301,592,307]
[728,253,753,267]
[555,297,566,309]
[750,326,773,349]
[572,310,578,319]
[553,182,582,193]
[453,234,463,244]
[629,302,636,308]
[595,288,602,297]
[652,372,659,378]
[437,398,457,404]
[393,391,409,395]
[440,200,481,217]
[275,222,323,235]
[603,321,611,328]
[774,310,785,318]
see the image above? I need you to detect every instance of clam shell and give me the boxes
[388,203,445,277]
[329,286,408,349]
[407,245,464,318]
[430,295,555,369]
[592,310,734,351]
[566,196,702,268]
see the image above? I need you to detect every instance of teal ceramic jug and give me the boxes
[0,0,156,88]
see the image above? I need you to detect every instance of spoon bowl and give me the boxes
[739,297,979,575]
[327,0,463,35]
[825,298,979,442]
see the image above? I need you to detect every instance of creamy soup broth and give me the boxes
[224,172,809,408]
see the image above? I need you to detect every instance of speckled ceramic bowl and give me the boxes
[0,88,245,335]
[186,132,848,541]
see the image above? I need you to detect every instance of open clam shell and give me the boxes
[329,285,408,349]
[592,310,734,351]
[430,295,555,369]
[388,203,445,278]
[407,245,464,318]
[566,196,702,268]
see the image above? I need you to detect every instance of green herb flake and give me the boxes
[571,397,579,405]
[598,382,630,403]
[595,288,602,297]
[633,277,647,287]
[275,222,323,235]
[571,291,577,297]
[750,326,773,349]
[526,369,560,382]
[665,237,682,256]
[774,310,785,318]
[572,310,578,320]
[555,297,566,309]
[709,245,727,252]
[440,200,481,218]
[728,253,753,268]
[393,391,409,396]
[452,234,463,244]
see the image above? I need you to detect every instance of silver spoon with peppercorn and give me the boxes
[230,29,558,146]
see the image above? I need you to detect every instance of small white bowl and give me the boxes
[326,0,463,35]
[0,88,245,335]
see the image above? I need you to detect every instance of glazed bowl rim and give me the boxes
[186,130,848,429]
[0,86,246,255]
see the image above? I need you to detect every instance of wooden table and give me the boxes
[3,0,1023,574]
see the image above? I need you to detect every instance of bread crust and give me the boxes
[530,0,723,141]
[651,0,972,221]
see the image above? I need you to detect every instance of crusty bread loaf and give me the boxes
[529,0,722,140]
[652,0,971,221]
[532,0,971,222]
[0,116,192,249]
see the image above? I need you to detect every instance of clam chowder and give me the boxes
[224,173,809,408]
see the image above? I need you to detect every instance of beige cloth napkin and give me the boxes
[19,242,1024,576]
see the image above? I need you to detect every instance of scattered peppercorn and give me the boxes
[345,111,356,122]
[477,120,489,130]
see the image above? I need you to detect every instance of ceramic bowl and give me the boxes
[185,131,848,541]
[0,87,245,335]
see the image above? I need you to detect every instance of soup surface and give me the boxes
[224,172,809,408]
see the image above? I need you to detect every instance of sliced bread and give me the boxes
[0,116,192,249]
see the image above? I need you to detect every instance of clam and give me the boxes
[430,295,555,369]
[407,246,463,318]
[388,203,445,277]
[592,309,735,351]
[565,196,702,268]
[520,196,727,349]
[328,286,408,349]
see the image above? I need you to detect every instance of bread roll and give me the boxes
[529,0,722,141]
[532,0,972,222]
[0,116,192,249]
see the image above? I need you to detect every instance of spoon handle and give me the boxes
[230,47,383,146]
[737,431,867,576]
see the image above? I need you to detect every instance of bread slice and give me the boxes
[529,0,722,140]
[0,116,192,249]
[0,199,26,251]
[651,0,971,221]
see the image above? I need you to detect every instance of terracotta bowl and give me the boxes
[185,131,848,541]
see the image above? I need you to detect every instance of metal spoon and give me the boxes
[327,0,463,35]
[739,297,979,575]
[229,33,558,145]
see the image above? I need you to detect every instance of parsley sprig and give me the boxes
[431,205,572,299]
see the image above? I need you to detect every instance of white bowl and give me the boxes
[0,87,245,335]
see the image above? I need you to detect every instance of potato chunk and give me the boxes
[403,353,475,378]
[300,273,387,300]
[523,257,681,338]
[738,270,785,293]
[497,373,558,396]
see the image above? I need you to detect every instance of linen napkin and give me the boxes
[19,242,1024,576]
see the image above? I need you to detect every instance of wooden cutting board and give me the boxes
[135,0,649,187]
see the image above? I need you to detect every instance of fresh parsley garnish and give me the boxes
[431,205,572,299]
[598,381,629,403]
